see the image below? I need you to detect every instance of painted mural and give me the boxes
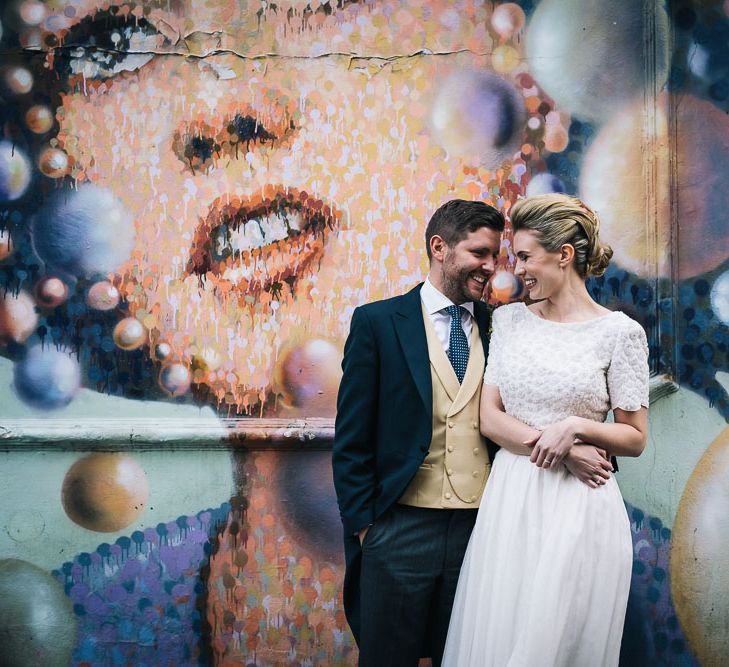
[1,0,729,665]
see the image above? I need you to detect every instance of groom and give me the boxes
[333,199,504,666]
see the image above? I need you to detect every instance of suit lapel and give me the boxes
[449,316,486,416]
[393,284,432,414]
[421,303,460,401]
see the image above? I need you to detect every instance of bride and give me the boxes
[442,193,649,666]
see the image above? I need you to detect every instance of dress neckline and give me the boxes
[518,301,620,326]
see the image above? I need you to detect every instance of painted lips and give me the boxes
[187,186,340,300]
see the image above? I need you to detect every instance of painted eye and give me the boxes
[52,10,167,80]
[227,114,276,147]
[181,133,221,173]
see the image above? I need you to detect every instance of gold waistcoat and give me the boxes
[398,304,492,509]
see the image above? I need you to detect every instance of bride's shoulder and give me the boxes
[490,301,526,327]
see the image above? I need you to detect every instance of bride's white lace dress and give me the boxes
[443,302,649,667]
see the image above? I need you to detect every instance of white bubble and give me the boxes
[0,141,32,202]
[526,0,669,123]
[711,271,729,325]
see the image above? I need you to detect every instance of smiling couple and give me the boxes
[332,195,650,667]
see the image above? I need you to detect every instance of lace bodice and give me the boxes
[484,302,649,430]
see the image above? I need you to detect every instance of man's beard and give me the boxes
[441,264,479,304]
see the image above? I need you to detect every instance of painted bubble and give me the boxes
[431,69,525,167]
[526,0,669,123]
[159,362,191,397]
[24,104,54,134]
[13,345,81,410]
[491,3,526,40]
[0,228,14,261]
[2,65,33,94]
[543,124,569,153]
[0,141,31,201]
[671,426,729,665]
[0,289,37,345]
[112,317,147,350]
[34,276,69,308]
[31,184,134,278]
[489,270,524,303]
[38,146,68,178]
[711,271,729,326]
[0,558,77,667]
[154,341,173,361]
[273,338,342,416]
[581,93,729,278]
[272,338,342,417]
[526,172,566,196]
[61,453,149,532]
[19,0,47,26]
[85,280,120,311]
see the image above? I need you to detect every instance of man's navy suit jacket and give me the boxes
[332,283,498,641]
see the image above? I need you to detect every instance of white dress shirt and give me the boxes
[420,277,474,353]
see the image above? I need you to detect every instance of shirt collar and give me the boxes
[421,277,475,317]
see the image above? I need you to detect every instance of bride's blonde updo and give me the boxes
[509,193,613,278]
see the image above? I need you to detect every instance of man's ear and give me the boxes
[559,243,575,268]
[430,234,447,262]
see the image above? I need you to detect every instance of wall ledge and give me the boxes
[0,417,334,450]
[0,376,677,450]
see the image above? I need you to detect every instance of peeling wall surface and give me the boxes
[0,0,728,665]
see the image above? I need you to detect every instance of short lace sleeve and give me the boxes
[607,318,650,411]
[484,304,509,386]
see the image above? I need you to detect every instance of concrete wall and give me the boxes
[0,1,727,665]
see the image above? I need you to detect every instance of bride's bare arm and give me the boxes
[529,408,647,468]
[569,408,647,458]
[480,383,540,455]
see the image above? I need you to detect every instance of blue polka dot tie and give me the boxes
[446,305,469,383]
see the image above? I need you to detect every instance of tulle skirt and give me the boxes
[442,448,632,667]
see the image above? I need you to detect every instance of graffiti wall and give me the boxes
[1,0,728,664]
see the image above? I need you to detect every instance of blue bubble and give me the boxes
[13,345,81,410]
[31,184,135,278]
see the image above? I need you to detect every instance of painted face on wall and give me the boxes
[32,0,531,414]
